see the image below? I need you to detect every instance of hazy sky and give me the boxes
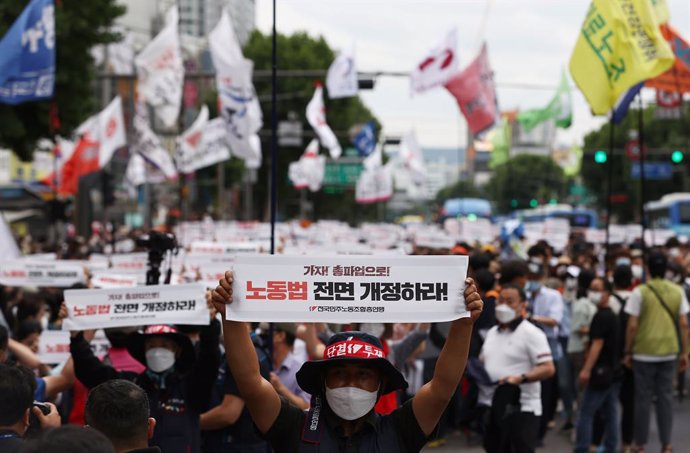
[255,0,690,149]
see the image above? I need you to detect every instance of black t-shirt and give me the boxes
[264,397,428,453]
[589,307,619,368]
[612,292,630,357]
[202,340,271,452]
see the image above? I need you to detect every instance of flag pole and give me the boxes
[638,94,647,267]
[605,113,614,274]
[269,0,278,255]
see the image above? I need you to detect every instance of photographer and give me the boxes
[0,363,61,453]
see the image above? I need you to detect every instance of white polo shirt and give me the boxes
[478,319,552,415]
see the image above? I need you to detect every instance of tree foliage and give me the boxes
[0,0,125,160]
[435,179,486,204]
[486,154,570,213]
[581,104,689,223]
[242,30,381,222]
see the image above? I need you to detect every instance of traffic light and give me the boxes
[529,199,538,208]
[548,198,558,205]
[510,199,518,208]
[594,150,607,164]
[671,150,683,164]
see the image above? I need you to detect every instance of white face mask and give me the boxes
[145,347,176,373]
[495,304,518,325]
[588,291,603,305]
[325,386,378,421]
[631,265,643,280]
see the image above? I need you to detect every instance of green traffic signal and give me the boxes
[511,199,518,208]
[548,199,557,205]
[594,150,607,164]
[529,199,538,208]
[672,150,683,164]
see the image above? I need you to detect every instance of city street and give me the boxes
[424,395,690,452]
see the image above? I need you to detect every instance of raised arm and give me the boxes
[411,278,482,436]
[211,271,282,434]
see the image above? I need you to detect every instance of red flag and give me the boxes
[58,135,100,195]
[646,25,690,94]
[444,44,499,136]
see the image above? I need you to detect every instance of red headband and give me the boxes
[324,339,385,360]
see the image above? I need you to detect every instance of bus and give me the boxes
[439,198,493,222]
[514,204,598,228]
[645,193,690,236]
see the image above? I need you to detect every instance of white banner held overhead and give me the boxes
[228,255,469,322]
[62,283,209,330]
[0,261,85,287]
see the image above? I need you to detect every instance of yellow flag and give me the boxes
[651,0,670,24]
[569,0,674,115]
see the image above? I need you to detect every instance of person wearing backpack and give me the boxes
[623,251,690,453]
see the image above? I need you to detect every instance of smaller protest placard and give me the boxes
[91,273,139,289]
[38,330,111,364]
[62,283,209,330]
[189,241,260,255]
[229,255,469,322]
[0,260,86,287]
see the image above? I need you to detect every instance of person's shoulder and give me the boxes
[519,320,548,338]
[542,286,563,299]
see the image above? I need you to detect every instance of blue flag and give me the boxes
[0,0,55,105]
[352,122,376,157]
[611,82,644,125]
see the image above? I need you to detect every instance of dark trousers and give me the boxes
[539,374,558,439]
[619,367,635,445]
[484,411,540,453]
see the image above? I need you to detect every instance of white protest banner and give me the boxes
[62,283,209,330]
[229,255,469,322]
[0,261,86,287]
[91,273,139,289]
[414,231,455,250]
[544,218,570,251]
[189,241,260,255]
[645,229,675,246]
[38,330,111,363]
[110,253,148,273]
[585,228,606,244]
[459,218,494,244]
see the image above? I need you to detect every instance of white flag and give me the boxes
[306,85,341,159]
[363,143,382,171]
[410,27,458,95]
[209,9,263,168]
[91,26,135,75]
[356,164,393,204]
[288,139,326,192]
[326,46,358,99]
[97,96,126,167]
[132,109,177,179]
[400,131,426,185]
[177,109,231,173]
[0,214,19,262]
[134,7,184,128]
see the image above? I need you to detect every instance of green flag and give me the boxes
[489,119,511,169]
[517,69,572,132]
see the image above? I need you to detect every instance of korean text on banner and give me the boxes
[568,0,674,115]
[0,260,85,287]
[62,283,209,330]
[228,255,469,322]
[38,330,111,364]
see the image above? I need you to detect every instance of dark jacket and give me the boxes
[70,320,221,453]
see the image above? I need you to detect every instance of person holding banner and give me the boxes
[69,320,221,453]
[211,271,483,453]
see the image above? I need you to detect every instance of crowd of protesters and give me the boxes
[1,222,689,453]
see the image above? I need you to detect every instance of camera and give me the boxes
[136,231,178,253]
[137,231,179,286]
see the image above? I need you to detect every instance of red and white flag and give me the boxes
[306,84,341,159]
[58,134,100,195]
[445,43,498,136]
[288,138,326,192]
[356,163,393,204]
[135,7,184,128]
[176,106,231,173]
[400,130,426,186]
[410,27,459,95]
[97,96,126,166]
